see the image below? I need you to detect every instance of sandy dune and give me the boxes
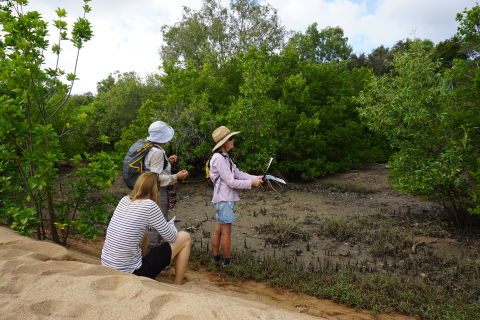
[0,227,321,320]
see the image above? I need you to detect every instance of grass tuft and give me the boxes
[318,213,414,257]
[255,218,306,246]
[190,244,480,320]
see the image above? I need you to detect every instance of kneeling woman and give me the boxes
[101,172,191,284]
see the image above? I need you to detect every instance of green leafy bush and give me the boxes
[0,0,118,243]
[357,38,480,225]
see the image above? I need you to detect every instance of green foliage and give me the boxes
[274,61,384,180]
[0,0,116,243]
[357,39,479,225]
[471,157,480,214]
[432,36,468,69]
[391,38,434,55]
[447,56,480,216]
[365,45,392,75]
[54,152,118,241]
[71,17,93,49]
[115,38,386,179]
[83,72,160,151]
[288,24,353,63]
[160,0,286,67]
[456,3,480,57]
[350,38,439,77]
[222,48,280,171]
[115,60,228,170]
[8,206,39,236]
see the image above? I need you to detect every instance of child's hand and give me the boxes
[251,179,263,187]
[168,155,177,162]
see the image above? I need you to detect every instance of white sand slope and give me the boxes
[0,227,320,320]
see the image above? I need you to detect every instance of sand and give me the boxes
[0,227,322,320]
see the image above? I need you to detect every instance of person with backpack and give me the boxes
[123,120,188,249]
[208,126,263,266]
[101,172,191,285]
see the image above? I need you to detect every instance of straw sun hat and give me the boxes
[212,126,240,152]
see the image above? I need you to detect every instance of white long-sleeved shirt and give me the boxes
[101,196,177,273]
[144,146,177,187]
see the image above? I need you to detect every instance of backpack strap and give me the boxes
[212,174,220,186]
[162,149,169,170]
[135,141,154,154]
[149,144,169,171]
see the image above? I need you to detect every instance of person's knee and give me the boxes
[170,231,191,258]
[177,231,191,246]
[212,228,221,238]
[221,224,232,236]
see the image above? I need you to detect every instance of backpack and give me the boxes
[205,159,216,188]
[123,140,167,189]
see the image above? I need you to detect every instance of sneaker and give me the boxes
[222,257,232,267]
[212,255,222,265]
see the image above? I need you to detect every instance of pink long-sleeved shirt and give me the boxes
[209,152,257,203]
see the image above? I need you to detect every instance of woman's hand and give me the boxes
[168,155,177,162]
[176,170,189,180]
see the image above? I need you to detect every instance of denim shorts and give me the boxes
[214,201,236,224]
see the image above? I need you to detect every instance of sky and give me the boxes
[26,0,477,95]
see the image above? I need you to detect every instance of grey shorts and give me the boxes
[214,201,236,224]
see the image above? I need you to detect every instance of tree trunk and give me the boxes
[36,225,41,240]
[36,202,45,240]
[445,200,465,228]
[47,191,60,243]
[62,225,70,245]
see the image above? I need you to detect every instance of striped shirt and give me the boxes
[101,196,177,273]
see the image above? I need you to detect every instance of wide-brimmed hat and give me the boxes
[147,121,174,144]
[212,126,240,152]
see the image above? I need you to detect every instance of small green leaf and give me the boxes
[52,43,61,54]
[66,73,78,81]
[53,19,67,30]
[55,8,67,18]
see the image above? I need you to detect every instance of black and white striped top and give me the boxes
[101,196,177,273]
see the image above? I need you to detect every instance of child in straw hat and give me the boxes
[209,126,263,266]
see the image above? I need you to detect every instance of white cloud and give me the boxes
[268,0,476,54]
[28,0,204,94]
[24,0,478,94]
